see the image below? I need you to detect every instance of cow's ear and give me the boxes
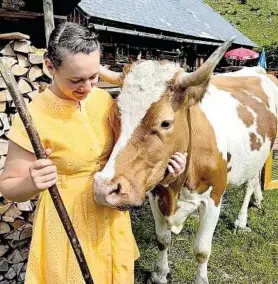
[170,36,236,111]
[169,74,210,111]
[185,80,210,107]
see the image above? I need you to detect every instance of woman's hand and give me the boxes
[167,152,187,177]
[29,149,58,191]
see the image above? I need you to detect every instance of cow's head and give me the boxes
[94,37,235,210]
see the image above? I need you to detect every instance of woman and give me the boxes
[0,22,186,284]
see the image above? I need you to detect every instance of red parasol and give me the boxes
[225,47,259,60]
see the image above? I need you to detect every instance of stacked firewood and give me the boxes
[0,36,51,283]
[0,0,25,11]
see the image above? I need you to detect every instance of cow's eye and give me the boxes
[161,120,172,129]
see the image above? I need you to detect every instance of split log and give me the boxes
[11,219,25,230]
[17,54,30,68]
[2,57,17,69]
[16,201,33,212]
[6,247,29,264]
[4,267,16,280]
[11,65,28,77]
[0,43,16,57]
[28,66,43,81]
[28,53,43,65]
[18,78,32,94]
[19,224,32,240]
[0,91,6,102]
[0,245,9,258]
[4,230,20,241]
[0,102,6,113]
[0,222,10,234]
[8,239,30,250]
[2,204,22,223]
[0,90,12,102]
[0,258,9,272]
[11,262,24,276]
[0,202,11,215]
[13,41,30,54]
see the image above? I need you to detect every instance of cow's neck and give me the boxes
[183,104,227,204]
[167,104,227,204]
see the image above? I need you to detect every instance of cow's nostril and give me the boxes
[109,183,121,195]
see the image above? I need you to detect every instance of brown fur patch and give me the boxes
[249,132,262,151]
[195,252,208,264]
[152,185,177,217]
[237,105,254,127]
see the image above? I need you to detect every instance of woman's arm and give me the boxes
[0,141,57,202]
[99,65,123,85]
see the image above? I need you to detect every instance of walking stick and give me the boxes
[0,59,94,284]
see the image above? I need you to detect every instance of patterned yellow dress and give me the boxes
[8,87,139,284]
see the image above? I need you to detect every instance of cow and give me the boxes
[94,37,278,284]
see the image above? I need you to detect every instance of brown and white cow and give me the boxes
[94,37,278,284]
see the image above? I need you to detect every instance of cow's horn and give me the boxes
[179,36,236,87]
[99,65,123,86]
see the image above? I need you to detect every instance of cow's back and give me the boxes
[199,67,278,185]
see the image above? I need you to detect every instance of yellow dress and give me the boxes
[8,87,139,284]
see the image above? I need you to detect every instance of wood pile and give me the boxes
[0,33,51,283]
[0,0,25,11]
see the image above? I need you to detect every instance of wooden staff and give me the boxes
[0,59,94,284]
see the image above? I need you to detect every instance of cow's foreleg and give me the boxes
[194,197,221,284]
[148,192,171,284]
[235,172,260,230]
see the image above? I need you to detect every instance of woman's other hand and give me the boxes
[167,152,187,177]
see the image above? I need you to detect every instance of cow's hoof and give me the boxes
[250,200,263,210]
[234,219,250,230]
[233,221,252,234]
[148,272,168,284]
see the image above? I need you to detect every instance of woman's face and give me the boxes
[46,49,100,101]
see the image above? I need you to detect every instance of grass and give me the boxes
[131,186,278,283]
[204,0,278,47]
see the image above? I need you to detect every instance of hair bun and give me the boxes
[87,23,98,40]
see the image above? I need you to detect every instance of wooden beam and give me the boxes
[43,0,55,47]
[0,8,66,20]
[0,32,30,40]
[0,8,40,19]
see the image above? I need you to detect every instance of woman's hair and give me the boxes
[47,22,100,68]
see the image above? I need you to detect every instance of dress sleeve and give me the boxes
[7,113,35,153]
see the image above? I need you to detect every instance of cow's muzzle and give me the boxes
[94,172,144,210]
